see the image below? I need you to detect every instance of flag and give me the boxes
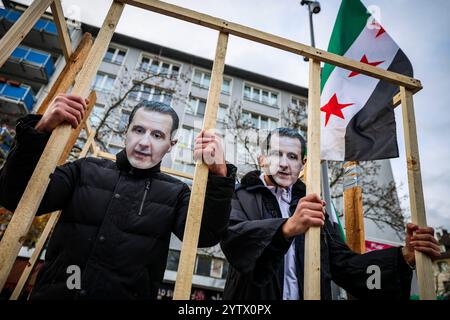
[320,0,413,161]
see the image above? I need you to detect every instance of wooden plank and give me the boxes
[60,91,97,161]
[159,167,194,180]
[0,1,124,291]
[0,0,54,68]
[303,59,321,300]
[50,0,72,62]
[37,33,94,114]
[9,91,96,300]
[173,32,229,300]
[79,128,96,158]
[343,161,365,254]
[120,0,422,90]
[83,123,100,156]
[9,211,60,300]
[400,87,435,300]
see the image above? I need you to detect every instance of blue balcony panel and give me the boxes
[0,82,36,115]
[0,8,65,53]
[3,45,55,83]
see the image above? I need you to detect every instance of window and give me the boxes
[195,255,212,277]
[92,73,116,92]
[217,104,228,122]
[192,69,232,94]
[89,104,105,128]
[178,126,200,149]
[237,142,257,165]
[118,110,130,131]
[166,250,180,271]
[103,46,126,65]
[291,96,307,109]
[221,261,229,279]
[210,258,224,279]
[241,111,278,130]
[129,83,173,105]
[138,56,180,78]
[243,84,279,107]
[187,97,206,117]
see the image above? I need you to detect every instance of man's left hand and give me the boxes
[402,223,441,267]
[194,130,227,177]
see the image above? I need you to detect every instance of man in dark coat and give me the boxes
[220,128,440,300]
[0,95,236,299]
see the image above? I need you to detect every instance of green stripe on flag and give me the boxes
[321,0,371,90]
[331,201,346,241]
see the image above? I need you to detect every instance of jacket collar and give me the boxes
[239,170,306,201]
[116,149,161,178]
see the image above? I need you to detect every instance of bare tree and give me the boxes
[72,55,192,157]
[225,100,262,176]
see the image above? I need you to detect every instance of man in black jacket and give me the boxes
[220,128,440,300]
[0,94,236,299]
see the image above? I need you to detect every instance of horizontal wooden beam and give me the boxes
[119,0,422,90]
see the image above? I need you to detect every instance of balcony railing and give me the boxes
[2,45,55,83]
[0,79,35,114]
[0,8,65,52]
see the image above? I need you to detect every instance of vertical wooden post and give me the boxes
[304,59,321,300]
[0,0,54,67]
[0,1,124,291]
[173,32,228,300]
[400,87,435,300]
[50,0,72,62]
[9,211,60,300]
[343,161,365,254]
[9,92,96,300]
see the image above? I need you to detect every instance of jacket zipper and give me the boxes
[138,180,151,216]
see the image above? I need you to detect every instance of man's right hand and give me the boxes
[282,193,325,239]
[35,94,89,133]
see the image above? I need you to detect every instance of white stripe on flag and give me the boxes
[321,24,400,161]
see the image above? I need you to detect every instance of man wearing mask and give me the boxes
[220,128,440,300]
[0,94,236,299]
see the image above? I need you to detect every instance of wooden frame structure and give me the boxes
[0,0,433,300]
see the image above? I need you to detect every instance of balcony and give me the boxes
[0,8,64,53]
[0,79,35,116]
[2,45,55,83]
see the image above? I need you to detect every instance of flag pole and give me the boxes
[343,161,366,254]
[321,161,333,221]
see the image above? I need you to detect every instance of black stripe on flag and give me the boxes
[344,49,413,161]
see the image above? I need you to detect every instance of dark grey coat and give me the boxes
[0,115,236,300]
[220,170,413,300]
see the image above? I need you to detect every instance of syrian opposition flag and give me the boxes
[320,0,413,161]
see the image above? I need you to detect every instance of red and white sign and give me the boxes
[365,240,395,252]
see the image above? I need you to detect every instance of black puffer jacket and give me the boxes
[0,115,236,300]
[220,170,413,300]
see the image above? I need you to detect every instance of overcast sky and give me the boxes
[14,0,450,230]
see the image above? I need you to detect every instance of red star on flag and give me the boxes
[348,54,385,78]
[321,94,354,126]
[370,21,386,38]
